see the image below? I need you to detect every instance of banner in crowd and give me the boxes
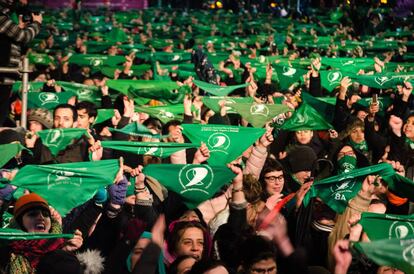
[100,141,198,158]
[182,124,265,165]
[36,128,88,157]
[143,164,236,208]
[11,159,120,216]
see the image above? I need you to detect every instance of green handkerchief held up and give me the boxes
[143,164,236,208]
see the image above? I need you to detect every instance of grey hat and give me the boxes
[28,108,53,129]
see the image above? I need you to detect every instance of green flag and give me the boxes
[57,82,101,105]
[12,81,44,94]
[27,91,76,110]
[321,57,374,72]
[106,79,186,104]
[355,96,393,116]
[303,163,395,213]
[135,104,185,124]
[193,80,249,96]
[359,212,414,241]
[11,159,120,216]
[143,164,236,208]
[0,228,73,241]
[273,65,307,90]
[93,109,114,125]
[182,124,265,165]
[28,53,54,66]
[350,73,414,89]
[382,172,414,201]
[108,122,168,139]
[300,92,336,123]
[69,54,126,68]
[230,103,291,128]
[280,104,332,131]
[36,128,88,157]
[353,236,414,274]
[0,143,31,168]
[100,141,198,158]
[202,96,254,114]
[320,70,354,92]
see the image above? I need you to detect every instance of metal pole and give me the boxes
[21,58,29,130]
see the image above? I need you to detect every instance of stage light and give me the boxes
[270,2,277,8]
[380,0,387,4]
[216,1,223,8]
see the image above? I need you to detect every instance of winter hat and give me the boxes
[13,193,50,221]
[36,250,82,274]
[287,145,317,173]
[28,108,53,129]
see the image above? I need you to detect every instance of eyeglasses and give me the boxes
[251,266,277,274]
[264,175,284,182]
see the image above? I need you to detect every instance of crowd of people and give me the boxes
[0,0,413,273]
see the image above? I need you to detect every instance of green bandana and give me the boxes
[349,139,368,154]
[36,128,88,157]
[0,228,73,241]
[337,155,357,174]
[108,122,168,139]
[230,103,291,128]
[11,159,120,216]
[359,212,414,241]
[202,96,254,114]
[0,143,31,168]
[353,236,414,274]
[280,104,332,131]
[406,137,414,150]
[182,124,265,165]
[193,80,249,97]
[303,163,395,213]
[93,109,115,125]
[28,91,76,110]
[143,164,236,208]
[100,141,198,158]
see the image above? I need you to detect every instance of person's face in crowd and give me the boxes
[167,124,183,143]
[264,170,284,195]
[295,130,313,145]
[76,108,94,129]
[377,266,404,274]
[249,258,277,274]
[356,110,368,122]
[176,257,197,274]
[337,145,356,160]
[204,266,229,274]
[175,227,204,260]
[403,116,414,139]
[29,120,44,133]
[54,107,75,129]
[22,208,51,233]
[294,170,312,184]
[349,126,365,144]
[130,237,151,270]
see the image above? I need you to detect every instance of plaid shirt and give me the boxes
[0,10,41,84]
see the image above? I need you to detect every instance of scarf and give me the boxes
[337,155,357,174]
[9,238,65,270]
[7,218,64,273]
[405,137,414,150]
[349,139,368,154]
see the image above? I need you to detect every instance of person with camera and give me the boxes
[0,0,42,127]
